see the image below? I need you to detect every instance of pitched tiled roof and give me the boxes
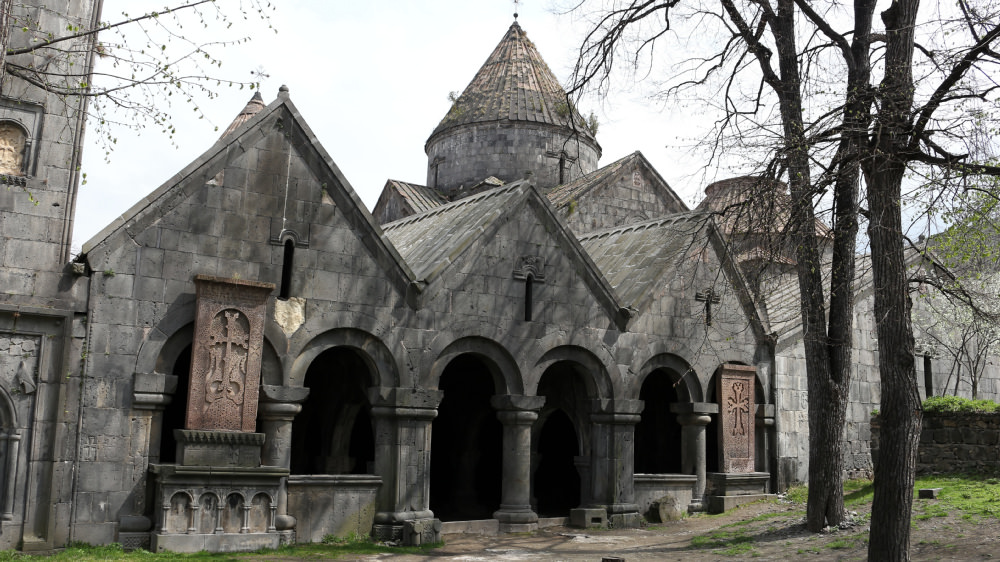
[547,152,637,208]
[385,180,448,214]
[578,212,713,310]
[220,91,266,138]
[430,21,595,142]
[382,182,528,281]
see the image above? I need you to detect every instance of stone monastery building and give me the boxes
[1,1,993,553]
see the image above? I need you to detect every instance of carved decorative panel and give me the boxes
[717,364,756,473]
[185,275,274,432]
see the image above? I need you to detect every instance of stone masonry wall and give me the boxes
[426,121,600,194]
[872,413,1000,475]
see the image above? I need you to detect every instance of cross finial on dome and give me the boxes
[513,0,519,19]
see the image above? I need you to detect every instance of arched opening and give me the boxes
[279,239,295,300]
[534,409,580,515]
[705,366,765,473]
[290,347,374,475]
[635,369,682,473]
[160,345,192,463]
[430,354,502,521]
[533,360,592,516]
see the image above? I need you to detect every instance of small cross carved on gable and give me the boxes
[513,255,545,282]
[695,287,721,326]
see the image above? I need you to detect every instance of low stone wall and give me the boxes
[286,475,380,542]
[634,473,696,521]
[871,413,1000,474]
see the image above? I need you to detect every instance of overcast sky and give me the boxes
[72,0,727,253]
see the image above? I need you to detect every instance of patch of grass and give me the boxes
[827,538,856,549]
[914,503,949,520]
[690,528,754,551]
[844,479,875,506]
[923,396,1000,413]
[916,473,1000,519]
[785,484,808,504]
[797,547,822,555]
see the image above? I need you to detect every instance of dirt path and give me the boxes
[318,498,1000,561]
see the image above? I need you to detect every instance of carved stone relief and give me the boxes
[717,364,756,473]
[0,122,25,176]
[185,275,274,432]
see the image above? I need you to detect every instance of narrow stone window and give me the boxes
[279,239,294,300]
[923,354,933,398]
[558,153,566,184]
[524,273,534,321]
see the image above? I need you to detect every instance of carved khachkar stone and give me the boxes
[717,364,756,473]
[185,275,274,432]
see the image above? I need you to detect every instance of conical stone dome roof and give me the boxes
[425,21,601,195]
[430,21,596,143]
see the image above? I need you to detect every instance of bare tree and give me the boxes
[3,0,274,155]
[566,0,1000,558]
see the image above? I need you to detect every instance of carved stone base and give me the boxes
[706,472,773,514]
[372,523,403,543]
[402,518,441,546]
[569,508,607,528]
[174,429,265,467]
[151,532,279,553]
[149,463,287,552]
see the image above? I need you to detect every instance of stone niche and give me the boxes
[707,364,772,513]
[150,276,287,553]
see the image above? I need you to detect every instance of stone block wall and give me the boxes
[873,413,1000,475]
[425,121,600,194]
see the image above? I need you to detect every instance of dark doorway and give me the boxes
[534,409,580,515]
[430,355,502,521]
[635,370,682,473]
[291,347,374,475]
[159,345,192,463]
[534,361,590,516]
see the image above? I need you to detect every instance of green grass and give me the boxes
[915,474,1000,519]
[0,536,444,561]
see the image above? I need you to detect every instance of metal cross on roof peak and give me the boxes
[514,0,519,19]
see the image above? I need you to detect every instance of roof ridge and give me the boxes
[383,181,526,231]
[577,211,708,241]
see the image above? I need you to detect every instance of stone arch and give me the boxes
[288,328,398,389]
[222,493,245,534]
[166,491,194,534]
[290,332,384,475]
[529,345,615,400]
[0,386,17,428]
[426,336,523,396]
[635,353,702,403]
[197,492,220,534]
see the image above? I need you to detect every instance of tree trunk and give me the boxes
[866,1,923,559]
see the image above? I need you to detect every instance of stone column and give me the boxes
[671,402,718,511]
[125,372,179,535]
[368,387,443,544]
[588,399,643,528]
[258,385,310,531]
[490,395,545,532]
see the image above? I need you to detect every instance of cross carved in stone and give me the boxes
[695,288,721,326]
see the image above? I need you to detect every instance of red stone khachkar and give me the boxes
[185,275,274,432]
[717,363,756,473]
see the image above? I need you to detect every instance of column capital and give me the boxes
[490,394,545,412]
[590,399,643,425]
[260,385,310,404]
[132,372,178,411]
[367,387,443,410]
[670,402,719,415]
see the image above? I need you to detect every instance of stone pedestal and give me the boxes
[149,276,285,553]
[586,400,643,529]
[705,472,773,513]
[369,387,443,545]
[672,402,718,512]
[491,395,545,532]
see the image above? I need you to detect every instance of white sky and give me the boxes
[72,0,728,253]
